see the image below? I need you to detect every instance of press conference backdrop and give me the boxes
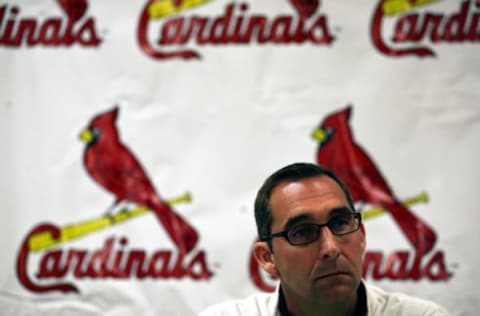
[1,0,479,315]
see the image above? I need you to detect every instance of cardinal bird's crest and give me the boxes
[90,106,118,125]
[325,106,352,122]
[312,105,438,254]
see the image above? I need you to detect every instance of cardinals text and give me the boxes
[138,2,334,60]
[17,223,213,293]
[371,0,480,57]
[0,4,102,47]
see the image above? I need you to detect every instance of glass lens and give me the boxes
[287,224,319,245]
[281,214,359,245]
[329,213,357,235]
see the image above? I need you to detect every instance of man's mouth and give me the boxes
[315,271,348,280]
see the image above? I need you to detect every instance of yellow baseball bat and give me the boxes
[361,191,429,220]
[28,192,192,252]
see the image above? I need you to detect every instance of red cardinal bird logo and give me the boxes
[79,107,198,253]
[312,106,437,254]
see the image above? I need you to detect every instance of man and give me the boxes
[200,162,451,316]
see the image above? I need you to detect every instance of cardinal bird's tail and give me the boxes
[149,200,199,253]
[384,201,437,254]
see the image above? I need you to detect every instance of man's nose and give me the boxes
[317,227,340,260]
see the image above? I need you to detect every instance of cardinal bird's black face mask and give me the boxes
[321,127,334,144]
[86,128,101,146]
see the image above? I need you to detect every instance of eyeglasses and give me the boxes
[263,212,361,246]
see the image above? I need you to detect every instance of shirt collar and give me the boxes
[278,281,368,316]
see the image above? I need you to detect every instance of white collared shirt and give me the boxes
[198,282,451,316]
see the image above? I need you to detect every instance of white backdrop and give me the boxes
[1,0,479,315]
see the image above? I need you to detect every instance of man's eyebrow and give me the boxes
[283,213,314,230]
[282,206,353,229]
[329,206,354,216]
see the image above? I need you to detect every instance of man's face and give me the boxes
[266,175,365,306]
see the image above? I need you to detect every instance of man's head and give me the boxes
[253,162,365,311]
[254,162,355,246]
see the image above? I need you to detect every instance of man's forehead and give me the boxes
[271,176,346,201]
[269,176,349,221]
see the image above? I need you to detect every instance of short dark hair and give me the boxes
[254,162,355,246]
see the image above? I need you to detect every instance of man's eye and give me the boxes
[329,215,352,230]
[289,224,317,240]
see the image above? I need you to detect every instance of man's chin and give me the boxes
[309,275,357,303]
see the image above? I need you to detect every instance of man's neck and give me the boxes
[286,294,356,316]
[279,283,367,316]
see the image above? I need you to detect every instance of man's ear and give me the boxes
[253,241,280,279]
[359,222,366,253]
